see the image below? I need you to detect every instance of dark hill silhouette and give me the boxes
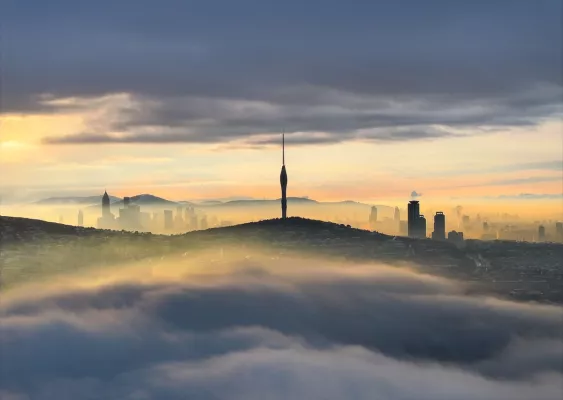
[3,216,563,304]
[0,216,99,241]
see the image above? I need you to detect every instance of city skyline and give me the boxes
[84,186,562,244]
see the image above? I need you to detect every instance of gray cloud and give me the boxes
[477,176,562,187]
[492,193,563,200]
[43,126,457,145]
[2,0,561,145]
[1,258,562,398]
[438,176,563,191]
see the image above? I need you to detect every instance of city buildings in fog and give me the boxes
[462,215,470,230]
[399,220,408,236]
[83,189,562,243]
[431,212,446,241]
[394,207,400,222]
[77,210,84,227]
[448,230,464,247]
[164,210,173,230]
[369,206,378,230]
[97,191,116,229]
[538,225,546,242]
[118,196,142,231]
[419,215,427,238]
[408,200,426,238]
[394,206,401,233]
[190,213,199,230]
[175,206,184,228]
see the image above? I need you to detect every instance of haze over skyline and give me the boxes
[1,1,562,211]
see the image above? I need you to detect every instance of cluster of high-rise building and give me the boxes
[407,200,426,238]
[431,212,445,240]
[96,192,146,231]
[362,200,463,245]
[94,191,212,233]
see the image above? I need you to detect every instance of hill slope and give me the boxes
[2,216,563,303]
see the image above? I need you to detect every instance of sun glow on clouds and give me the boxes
[1,93,561,209]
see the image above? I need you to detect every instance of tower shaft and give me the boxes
[280,132,288,219]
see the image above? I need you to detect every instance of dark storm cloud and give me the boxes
[3,0,562,144]
[1,259,562,398]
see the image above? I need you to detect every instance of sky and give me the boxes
[1,0,562,208]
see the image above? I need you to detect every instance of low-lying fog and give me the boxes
[1,252,562,399]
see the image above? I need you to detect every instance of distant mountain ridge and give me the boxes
[212,197,318,207]
[110,194,180,207]
[35,195,122,206]
[36,193,392,212]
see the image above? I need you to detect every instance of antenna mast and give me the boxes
[282,130,285,165]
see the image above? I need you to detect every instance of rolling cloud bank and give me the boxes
[1,256,562,399]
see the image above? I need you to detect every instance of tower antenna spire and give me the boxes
[282,129,285,166]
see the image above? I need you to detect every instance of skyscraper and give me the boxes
[408,200,427,238]
[200,216,208,230]
[280,132,288,219]
[556,222,563,241]
[164,210,173,230]
[432,212,446,240]
[538,225,546,242]
[369,206,378,230]
[462,215,470,230]
[190,214,199,231]
[408,200,420,238]
[394,207,400,222]
[419,215,427,238]
[102,190,111,218]
[175,206,184,228]
[77,210,84,227]
[97,190,116,229]
[118,197,142,231]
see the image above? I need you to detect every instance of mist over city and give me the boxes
[1,0,562,399]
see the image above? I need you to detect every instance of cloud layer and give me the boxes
[3,0,561,145]
[1,256,562,399]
